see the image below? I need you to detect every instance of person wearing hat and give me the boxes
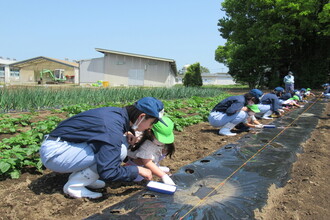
[257,87,284,119]
[208,92,260,136]
[282,95,303,108]
[126,116,176,185]
[322,83,330,98]
[250,89,264,99]
[283,71,295,93]
[39,97,166,199]
[304,88,315,97]
[243,104,264,129]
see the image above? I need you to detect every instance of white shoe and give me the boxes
[219,122,237,136]
[64,184,102,199]
[262,110,273,120]
[64,167,103,199]
[87,180,106,189]
[69,172,106,189]
[219,129,237,136]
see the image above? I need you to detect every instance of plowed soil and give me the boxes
[1,93,329,220]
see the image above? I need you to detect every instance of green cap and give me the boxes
[247,104,260,113]
[290,95,300,100]
[307,88,311,91]
[152,116,174,144]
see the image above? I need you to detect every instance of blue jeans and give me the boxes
[208,111,248,127]
[40,135,129,173]
[285,83,294,93]
[40,139,95,173]
[257,104,271,115]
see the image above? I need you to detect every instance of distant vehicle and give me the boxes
[39,69,66,84]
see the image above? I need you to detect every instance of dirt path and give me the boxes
[255,101,330,220]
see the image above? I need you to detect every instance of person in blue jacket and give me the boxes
[257,87,283,119]
[208,92,260,136]
[322,83,330,98]
[40,97,166,199]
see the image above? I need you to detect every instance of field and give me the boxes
[0,87,329,220]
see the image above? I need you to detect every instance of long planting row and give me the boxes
[0,90,231,180]
[0,86,226,112]
[0,84,237,180]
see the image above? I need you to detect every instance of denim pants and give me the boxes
[285,83,294,93]
[40,135,129,173]
[208,111,248,127]
[40,138,95,173]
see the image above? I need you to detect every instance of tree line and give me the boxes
[215,0,330,89]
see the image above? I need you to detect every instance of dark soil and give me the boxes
[1,92,329,220]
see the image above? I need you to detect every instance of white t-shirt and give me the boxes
[244,114,257,124]
[127,139,164,165]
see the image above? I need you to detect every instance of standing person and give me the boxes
[126,116,176,185]
[208,93,260,136]
[39,97,166,199]
[284,71,295,93]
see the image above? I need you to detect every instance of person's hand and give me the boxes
[255,124,264,128]
[126,131,138,146]
[161,174,175,185]
[241,106,248,111]
[137,167,152,180]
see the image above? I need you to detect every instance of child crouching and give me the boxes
[126,116,176,185]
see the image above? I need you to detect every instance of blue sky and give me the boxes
[1,0,228,72]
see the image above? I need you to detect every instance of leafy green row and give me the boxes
[0,86,225,112]
[0,116,63,179]
[0,93,231,179]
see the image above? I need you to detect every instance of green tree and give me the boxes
[183,63,203,87]
[200,66,210,73]
[216,0,330,89]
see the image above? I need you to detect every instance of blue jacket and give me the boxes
[280,92,292,100]
[261,93,280,112]
[50,107,138,182]
[211,95,246,116]
[324,86,330,94]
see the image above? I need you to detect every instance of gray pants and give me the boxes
[40,138,95,173]
[285,83,294,93]
[40,135,129,173]
[208,111,248,127]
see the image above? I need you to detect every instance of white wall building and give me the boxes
[201,72,236,85]
[79,48,177,87]
[176,72,235,85]
[0,57,18,84]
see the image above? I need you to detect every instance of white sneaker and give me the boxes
[64,167,103,199]
[69,172,106,189]
[87,180,106,189]
[219,128,237,136]
[219,122,237,136]
[64,184,102,199]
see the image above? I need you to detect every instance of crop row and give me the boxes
[0,86,226,112]
[0,91,231,179]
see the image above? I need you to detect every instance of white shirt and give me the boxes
[284,75,294,84]
[127,139,164,164]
